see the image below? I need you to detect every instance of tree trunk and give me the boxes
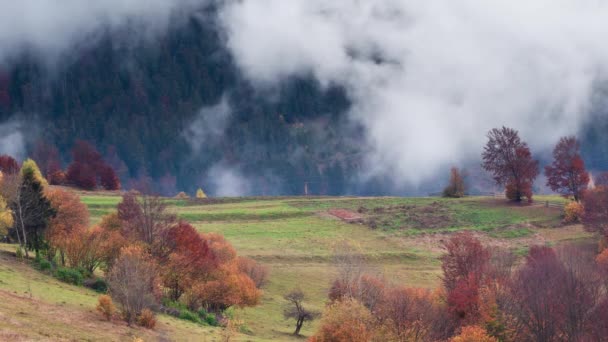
[17,198,29,258]
[294,318,303,335]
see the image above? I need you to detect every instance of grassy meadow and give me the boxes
[0,192,595,341]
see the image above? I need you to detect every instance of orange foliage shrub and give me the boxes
[48,170,66,185]
[193,270,261,312]
[236,257,269,288]
[311,298,375,342]
[378,286,442,341]
[163,222,216,301]
[450,326,497,342]
[137,309,156,329]
[564,201,584,223]
[96,295,116,321]
[202,232,237,263]
[64,226,126,274]
[45,188,90,264]
[99,212,123,231]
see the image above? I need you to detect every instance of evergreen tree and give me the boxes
[11,160,55,256]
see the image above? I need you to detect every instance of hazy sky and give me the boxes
[3,0,608,187]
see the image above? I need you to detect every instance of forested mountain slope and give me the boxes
[0,7,606,196]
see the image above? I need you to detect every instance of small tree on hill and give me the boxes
[46,188,89,264]
[545,136,589,201]
[196,188,207,199]
[283,288,320,335]
[482,127,539,202]
[107,245,159,325]
[443,167,466,198]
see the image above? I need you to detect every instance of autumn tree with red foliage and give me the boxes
[65,140,120,190]
[99,165,120,190]
[163,222,216,301]
[507,245,604,341]
[71,140,102,166]
[441,232,489,292]
[66,161,97,190]
[441,232,490,327]
[0,155,19,174]
[582,186,608,239]
[482,127,539,202]
[545,136,589,201]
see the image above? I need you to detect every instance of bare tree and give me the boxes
[107,245,159,325]
[117,190,176,258]
[331,240,368,299]
[283,289,320,336]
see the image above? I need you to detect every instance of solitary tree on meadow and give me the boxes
[283,288,320,335]
[545,136,589,201]
[443,167,466,198]
[482,127,539,202]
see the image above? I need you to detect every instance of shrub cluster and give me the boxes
[313,232,608,341]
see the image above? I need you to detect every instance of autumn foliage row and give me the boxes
[0,160,264,327]
[312,232,608,341]
[52,190,267,325]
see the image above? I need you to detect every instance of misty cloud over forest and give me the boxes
[1,1,608,194]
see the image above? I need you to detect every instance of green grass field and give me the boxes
[0,193,594,341]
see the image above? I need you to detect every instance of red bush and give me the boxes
[0,155,19,174]
[99,165,120,190]
[66,161,97,190]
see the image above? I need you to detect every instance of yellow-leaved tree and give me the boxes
[20,159,48,188]
[196,188,207,199]
[0,195,13,236]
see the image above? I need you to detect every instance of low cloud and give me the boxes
[220,0,608,185]
[183,97,232,154]
[0,1,204,64]
[0,120,25,159]
[207,162,252,197]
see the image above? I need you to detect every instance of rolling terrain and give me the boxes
[0,192,595,341]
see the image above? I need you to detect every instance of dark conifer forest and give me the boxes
[0,6,606,196]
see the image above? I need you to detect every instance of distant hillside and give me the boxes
[0,8,606,196]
